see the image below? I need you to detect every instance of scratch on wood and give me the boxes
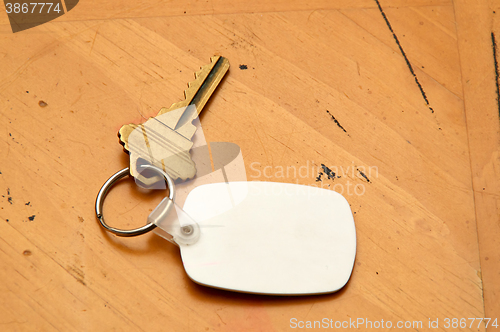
[89,26,100,56]
[67,266,86,286]
[358,169,371,182]
[374,0,434,113]
[492,32,500,118]
[326,110,347,133]
[215,308,226,325]
[305,302,316,319]
[307,10,317,21]
[269,135,295,152]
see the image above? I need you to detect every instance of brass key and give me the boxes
[119,56,230,186]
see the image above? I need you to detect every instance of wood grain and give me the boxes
[0,0,497,330]
[454,0,500,325]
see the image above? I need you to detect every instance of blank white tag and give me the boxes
[152,181,356,295]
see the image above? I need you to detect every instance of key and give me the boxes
[118,56,230,186]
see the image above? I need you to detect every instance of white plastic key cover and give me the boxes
[179,181,356,295]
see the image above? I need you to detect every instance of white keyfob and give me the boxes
[153,181,356,295]
[97,166,356,296]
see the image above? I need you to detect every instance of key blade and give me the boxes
[173,56,230,131]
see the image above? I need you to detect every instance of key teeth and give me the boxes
[181,56,221,106]
[155,55,225,118]
[194,68,203,79]
[174,159,197,182]
[118,123,139,152]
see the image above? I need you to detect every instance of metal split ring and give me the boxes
[95,165,175,237]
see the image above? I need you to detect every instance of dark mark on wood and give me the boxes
[28,215,35,221]
[317,164,338,182]
[5,219,9,222]
[321,164,336,180]
[25,201,30,206]
[326,110,347,133]
[23,250,32,256]
[492,32,500,118]
[316,172,323,182]
[358,169,371,182]
[8,197,12,204]
[239,64,248,70]
[375,0,434,114]
[38,100,48,107]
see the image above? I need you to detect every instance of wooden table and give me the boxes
[1,0,499,330]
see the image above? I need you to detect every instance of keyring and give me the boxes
[95,164,175,237]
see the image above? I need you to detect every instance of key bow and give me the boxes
[118,56,230,186]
